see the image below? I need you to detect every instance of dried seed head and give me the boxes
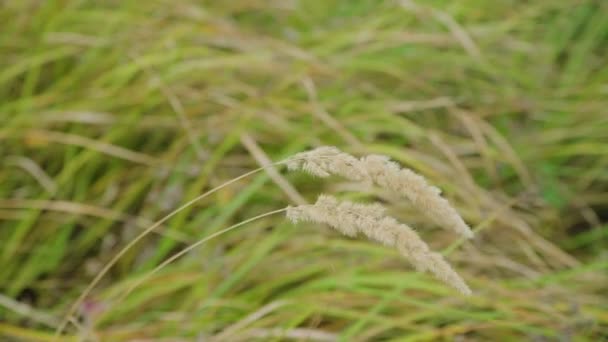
[287,195,471,295]
[360,154,473,239]
[286,146,369,181]
[286,146,473,239]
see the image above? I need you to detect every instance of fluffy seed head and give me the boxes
[360,154,473,239]
[287,195,472,295]
[286,146,473,239]
[286,146,369,181]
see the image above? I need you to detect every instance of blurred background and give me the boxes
[1,0,607,341]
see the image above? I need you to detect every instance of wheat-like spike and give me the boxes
[360,154,474,239]
[287,195,472,295]
[286,146,473,239]
[286,146,369,181]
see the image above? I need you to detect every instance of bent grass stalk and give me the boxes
[54,162,287,338]
[55,147,474,337]
[112,208,288,308]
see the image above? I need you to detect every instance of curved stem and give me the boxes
[113,207,287,307]
[54,162,286,338]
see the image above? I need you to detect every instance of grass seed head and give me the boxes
[287,194,471,295]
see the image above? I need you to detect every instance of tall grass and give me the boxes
[1,0,607,340]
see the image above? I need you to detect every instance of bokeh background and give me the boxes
[1,1,607,341]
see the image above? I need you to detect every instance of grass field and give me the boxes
[1,0,607,341]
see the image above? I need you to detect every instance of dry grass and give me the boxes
[288,146,474,238]
[287,194,471,295]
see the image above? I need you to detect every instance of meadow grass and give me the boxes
[1,0,607,340]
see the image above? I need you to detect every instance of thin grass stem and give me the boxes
[112,208,288,308]
[54,162,286,338]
